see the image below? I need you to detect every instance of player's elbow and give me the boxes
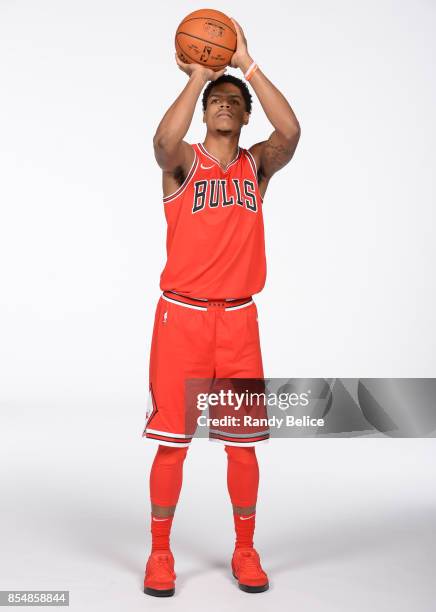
[153,132,168,152]
[153,132,180,158]
[281,122,301,142]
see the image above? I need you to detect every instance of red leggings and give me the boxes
[149,445,259,508]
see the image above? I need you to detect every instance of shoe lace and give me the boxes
[155,553,170,566]
[239,550,262,572]
[151,553,173,578]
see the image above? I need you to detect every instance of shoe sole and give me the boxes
[232,572,269,593]
[144,586,175,597]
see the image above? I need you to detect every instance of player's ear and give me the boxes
[203,110,206,124]
[243,111,250,126]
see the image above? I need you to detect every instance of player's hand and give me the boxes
[229,18,252,70]
[175,53,226,81]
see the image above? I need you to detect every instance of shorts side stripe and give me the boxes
[209,437,270,447]
[209,432,270,444]
[144,431,193,446]
[209,428,270,439]
[146,428,193,439]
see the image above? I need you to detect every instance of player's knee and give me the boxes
[155,444,189,466]
[224,445,257,466]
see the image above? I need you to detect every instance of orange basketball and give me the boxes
[175,9,237,71]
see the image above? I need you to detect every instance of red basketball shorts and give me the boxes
[142,290,270,447]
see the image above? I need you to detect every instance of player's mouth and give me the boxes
[216,111,233,119]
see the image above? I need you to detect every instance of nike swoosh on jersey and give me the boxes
[239,514,256,521]
[200,163,214,169]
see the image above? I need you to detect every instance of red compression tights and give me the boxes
[148,444,259,550]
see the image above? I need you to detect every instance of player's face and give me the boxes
[203,83,249,132]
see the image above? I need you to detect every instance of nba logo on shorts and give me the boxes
[163,311,168,323]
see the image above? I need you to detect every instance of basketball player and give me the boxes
[143,18,300,596]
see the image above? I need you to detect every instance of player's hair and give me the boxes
[202,75,252,114]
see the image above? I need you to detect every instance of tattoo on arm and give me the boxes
[262,140,293,172]
[257,131,299,179]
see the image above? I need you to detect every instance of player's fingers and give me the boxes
[230,17,241,32]
[211,68,226,80]
[231,17,247,44]
[175,52,188,68]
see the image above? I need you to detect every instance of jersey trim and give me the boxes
[224,299,254,310]
[245,149,264,203]
[162,294,207,311]
[163,149,199,204]
[197,142,241,172]
[167,290,208,301]
[167,290,246,303]
[162,292,254,311]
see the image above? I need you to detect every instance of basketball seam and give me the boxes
[176,31,235,53]
[178,16,237,37]
[175,39,227,68]
[176,40,211,66]
[175,39,199,65]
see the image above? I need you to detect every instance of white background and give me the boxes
[0,1,435,610]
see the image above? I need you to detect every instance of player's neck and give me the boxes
[202,133,240,169]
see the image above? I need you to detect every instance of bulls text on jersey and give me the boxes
[192,179,258,214]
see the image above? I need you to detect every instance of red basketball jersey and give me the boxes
[159,143,266,299]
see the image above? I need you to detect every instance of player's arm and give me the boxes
[153,57,226,174]
[230,19,301,182]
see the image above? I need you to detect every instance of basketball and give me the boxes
[175,9,237,71]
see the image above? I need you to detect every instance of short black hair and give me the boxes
[202,74,252,114]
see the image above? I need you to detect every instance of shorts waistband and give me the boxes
[162,290,254,311]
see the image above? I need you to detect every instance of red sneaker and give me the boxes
[232,547,269,593]
[143,550,176,597]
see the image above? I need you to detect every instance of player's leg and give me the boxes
[144,444,189,598]
[143,295,214,597]
[149,444,189,552]
[215,301,269,592]
[225,445,259,547]
[225,444,268,593]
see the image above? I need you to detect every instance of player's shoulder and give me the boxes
[239,145,256,162]
[241,146,259,170]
